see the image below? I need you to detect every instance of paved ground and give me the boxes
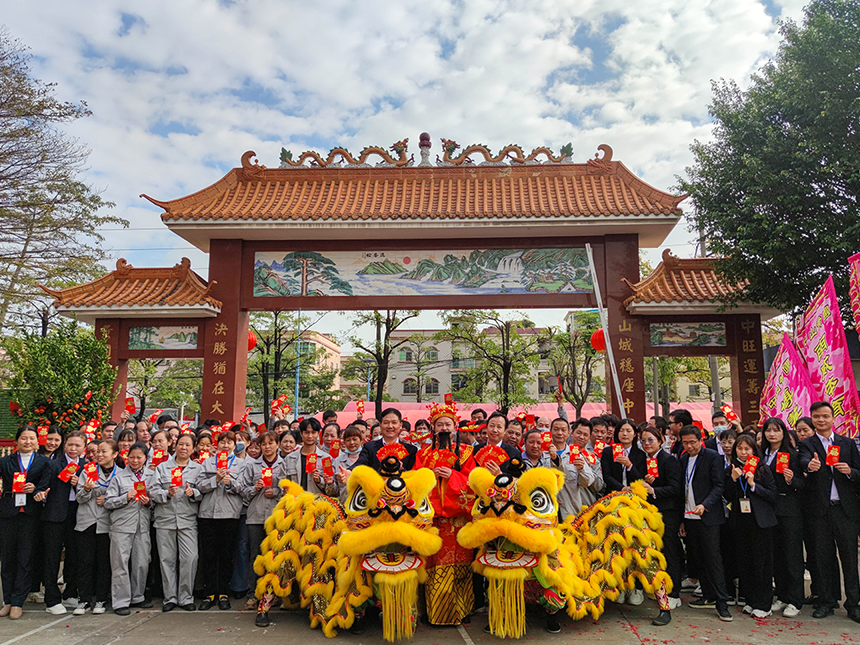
[2,594,858,645]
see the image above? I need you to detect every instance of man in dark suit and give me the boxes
[678,425,732,622]
[668,409,693,457]
[39,431,87,614]
[472,412,520,473]
[799,401,860,622]
[350,408,417,472]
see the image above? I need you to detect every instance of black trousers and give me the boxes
[813,502,860,610]
[720,522,738,599]
[199,518,239,598]
[733,514,773,611]
[43,506,79,607]
[76,527,111,604]
[802,510,819,598]
[684,520,729,603]
[773,513,804,609]
[661,510,683,598]
[0,513,39,607]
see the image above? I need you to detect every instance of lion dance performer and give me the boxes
[459,459,673,637]
[414,400,479,626]
[252,455,441,641]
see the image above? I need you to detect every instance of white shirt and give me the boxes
[816,432,839,502]
[684,454,701,520]
[66,454,78,501]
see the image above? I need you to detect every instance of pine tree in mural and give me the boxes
[281,252,353,297]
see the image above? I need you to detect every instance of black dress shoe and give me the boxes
[162,602,177,612]
[812,606,834,619]
[847,607,860,623]
[115,607,130,616]
[131,600,154,609]
[255,611,270,627]
[652,610,672,626]
[545,612,561,634]
[348,615,366,635]
[181,603,196,611]
[483,624,493,634]
[218,596,231,610]
[198,597,213,611]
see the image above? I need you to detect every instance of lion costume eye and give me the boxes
[417,496,432,516]
[348,488,368,513]
[529,488,554,515]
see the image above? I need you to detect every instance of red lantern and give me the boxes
[248,330,257,352]
[590,328,606,353]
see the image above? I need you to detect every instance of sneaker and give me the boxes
[46,604,67,615]
[245,597,258,610]
[783,604,801,617]
[752,609,771,619]
[742,604,753,615]
[693,584,702,596]
[545,612,561,634]
[689,598,716,609]
[668,597,682,610]
[615,591,627,604]
[93,602,106,615]
[63,597,80,609]
[73,602,89,616]
[717,605,733,622]
[627,589,644,606]
[771,600,787,612]
[726,598,737,606]
[681,578,698,591]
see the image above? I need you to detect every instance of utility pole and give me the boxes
[698,224,722,411]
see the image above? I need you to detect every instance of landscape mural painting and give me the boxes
[129,325,199,350]
[650,322,727,347]
[253,248,593,297]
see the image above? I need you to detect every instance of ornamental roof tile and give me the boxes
[41,258,222,310]
[623,250,748,306]
[143,145,685,223]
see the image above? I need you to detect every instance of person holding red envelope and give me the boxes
[472,411,520,475]
[726,434,778,618]
[799,401,860,622]
[104,442,154,615]
[600,418,647,495]
[0,426,52,620]
[350,408,418,472]
[281,417,338,497]
[151,433,203,612]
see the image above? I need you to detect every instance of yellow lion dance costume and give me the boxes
[459,462,672,638]
[255,459,671,641]
[253,463,441,642]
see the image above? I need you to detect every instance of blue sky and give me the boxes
[4,0,807,347]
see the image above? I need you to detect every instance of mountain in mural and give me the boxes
[357,259,406,275]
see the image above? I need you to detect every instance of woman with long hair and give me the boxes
[600,418,647,493]
[762,417,804,617]
[726,434,778,618]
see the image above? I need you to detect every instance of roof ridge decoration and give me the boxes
[436,139,573,166]
[278,138,413,169]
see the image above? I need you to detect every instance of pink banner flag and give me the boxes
[849,252,860,330]
[759,333,817,428]
[796,275,860,438]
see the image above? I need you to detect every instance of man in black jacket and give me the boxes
[799,401,860,622]
[472,412,520,473]
[678,425,732,622]
[350,408,417,472]
[38,431,87,615]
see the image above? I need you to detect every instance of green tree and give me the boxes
[2,319,117,429]
[298,364,347,415]
[127,358,166,421]
[348,310,420,417]
[548,311,605,417]
[0,28,125,329]
[280,251,353,296]
[679,0,860,321]
[339,351,380,401]
[438,311,551,414]
[128,359,203,420]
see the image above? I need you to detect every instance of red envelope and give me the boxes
[134,480,147,497]
[261,467,273,486]
[743,455,759,475]
[120,449,129,462]
[58,462,78,483]
[37,425,49,446]
[826,445,840,466]
[475,445,509,468]
[148,409,164,424]
[12,472,26,493]
[584,450,597,465]
[171,467,183,487]
[540,431,551,451]
[435,449,458,468]
[775,452,789,473]
[525,415,536,431]
[84,462,98,481]
[322,456,334,477]
[720,404,738,423]
[569,444,581,463]
[125,397,136,414]
[612,443,624,459]
[557,375,563,395]
[594,440,606,455]
[240,407,251,422]
[305,454,317,474]
[217,451,229,470]
[329,439,341,459]
[444,393,453,405]
[376,443,408,462]
[151,449,167,466]
[356,400,365,413]
[198,450,210,463]
[647,457,659,478]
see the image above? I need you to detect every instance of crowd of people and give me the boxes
[1,398,859,632]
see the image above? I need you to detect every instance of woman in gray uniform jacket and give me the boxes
[197,430,244,610]
[238,431,283,609]
[74,440,121,615]
[104,443,154,616]
[151,433,203,612]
